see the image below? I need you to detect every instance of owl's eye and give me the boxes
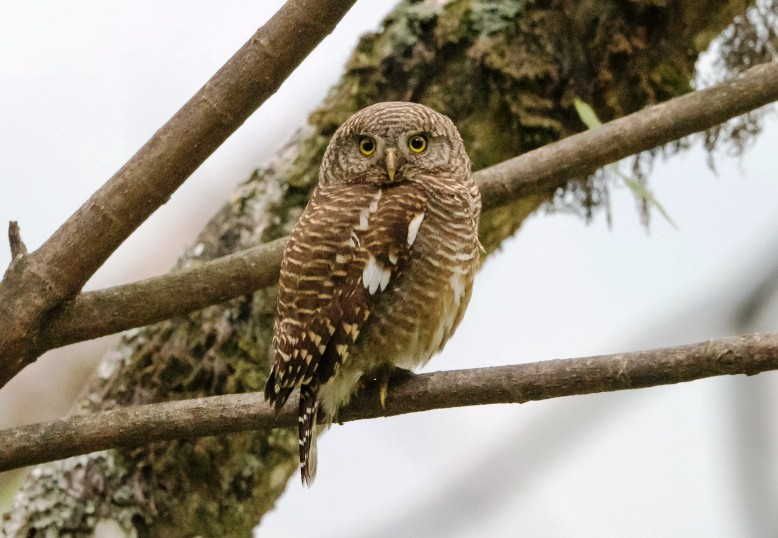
[358,136,376,156]
[407,134,428,154]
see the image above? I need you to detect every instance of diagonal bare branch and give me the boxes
[0,0,356,386]
[1,332,776,473]
[21,61,778,362]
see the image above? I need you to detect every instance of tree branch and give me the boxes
[22,61,778,361]
[476,62,778,210]
[1,332,776,472]
[0,0,355,385]
[33,238,287,354]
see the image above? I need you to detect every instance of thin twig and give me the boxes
[1,332,776,472]
[20,62,778,362]
[0,0,356,385]
[7,221,27,260]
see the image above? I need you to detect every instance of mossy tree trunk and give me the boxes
[3,0,762,536]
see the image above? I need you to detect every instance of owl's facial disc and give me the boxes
[320,101,469,187]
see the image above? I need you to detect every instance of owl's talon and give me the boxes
[377,367,393,410]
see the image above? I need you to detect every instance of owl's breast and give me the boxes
[354,184,480,371]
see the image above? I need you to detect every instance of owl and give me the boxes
[265,101,481,485]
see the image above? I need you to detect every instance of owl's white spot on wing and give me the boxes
[356,207,370,231]
[355,189,382,231]
[363,254,391,295]
[369,190,382,210]
[450,272,466,302]
[407,212,425,247]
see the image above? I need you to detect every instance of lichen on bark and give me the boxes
[4,0,773,536]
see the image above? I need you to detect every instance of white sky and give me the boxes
[1,2,777,536]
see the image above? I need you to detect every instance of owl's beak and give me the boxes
[384,148,399,182]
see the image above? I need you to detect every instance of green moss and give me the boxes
[286,134,329,189]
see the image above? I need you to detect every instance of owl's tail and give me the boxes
[299,384,320,486]
[264,365,293,411]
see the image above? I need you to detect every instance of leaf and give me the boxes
[574,96,677,229]
[620,174,678,229]
[573,97,602,129]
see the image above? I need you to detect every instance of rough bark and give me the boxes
[3,1,766,536]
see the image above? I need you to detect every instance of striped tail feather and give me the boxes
[264,365,294,412]
[299,384,320,486]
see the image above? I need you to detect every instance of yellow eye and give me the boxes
[408,134,428,154]
[358,136,376,156]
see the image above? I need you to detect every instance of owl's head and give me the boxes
[320,101,469,186]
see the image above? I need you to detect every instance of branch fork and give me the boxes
[7,221,27,261]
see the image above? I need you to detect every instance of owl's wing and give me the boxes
[264,181,428,408]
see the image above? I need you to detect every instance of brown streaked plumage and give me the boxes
[264,101,480,485]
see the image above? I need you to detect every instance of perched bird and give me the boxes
[264,101,481,485]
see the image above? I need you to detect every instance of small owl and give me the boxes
[265,101,481,484]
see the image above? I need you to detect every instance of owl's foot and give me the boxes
[373,366,414,410]
[377,367,391,410]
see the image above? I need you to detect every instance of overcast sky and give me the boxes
[1,2,777,536]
